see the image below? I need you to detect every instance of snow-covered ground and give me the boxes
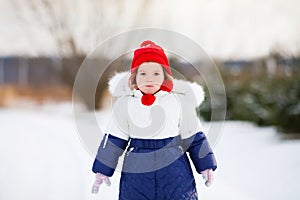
[0,102,299,200]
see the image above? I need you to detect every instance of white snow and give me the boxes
[0,102,300,200]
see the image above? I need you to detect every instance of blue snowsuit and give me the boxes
[92,71,217,199]
[92,132,217,200]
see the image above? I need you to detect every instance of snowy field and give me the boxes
[0,102,299,200]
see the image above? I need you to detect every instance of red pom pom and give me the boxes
[140,40,156,47]
[141,94,156,106]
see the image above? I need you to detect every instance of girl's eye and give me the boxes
[154,72,160,76]
[139,72,146,76]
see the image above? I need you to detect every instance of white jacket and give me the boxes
[104,71,205,140]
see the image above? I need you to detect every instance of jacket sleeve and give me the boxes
[178,93,217,174]
[182,131,217,174]
[92,97,130,176]
[92,134,129,176]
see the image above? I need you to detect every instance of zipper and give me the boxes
[178,145,184,154]
[103,134,109,148]
[126,147,135,156]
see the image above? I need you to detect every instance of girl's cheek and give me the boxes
[155,76,164,84]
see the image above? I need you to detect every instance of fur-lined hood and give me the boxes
[108,71,205,108]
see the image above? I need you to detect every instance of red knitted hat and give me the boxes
[130,40,173,93]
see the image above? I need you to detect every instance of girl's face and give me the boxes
[136,62,165,94]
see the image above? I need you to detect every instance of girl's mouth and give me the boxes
[145,85,154,87]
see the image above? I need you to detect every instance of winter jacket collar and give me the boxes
[132,89,169,98]
[108,71,205,108]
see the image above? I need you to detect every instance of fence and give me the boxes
[0,57,64,87]
[1,55,298,87]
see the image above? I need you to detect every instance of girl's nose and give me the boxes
[146,76,153,82]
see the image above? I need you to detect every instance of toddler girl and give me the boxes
[91,40,217,200]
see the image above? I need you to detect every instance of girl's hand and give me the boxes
[201,169,214,187]
[91,173,111,194]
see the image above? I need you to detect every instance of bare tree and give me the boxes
[10,0,151,109]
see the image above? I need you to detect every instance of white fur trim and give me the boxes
[108,71,132,97]
[108,71,205,107]
[189,81,205,106]
[172,79,205,107]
